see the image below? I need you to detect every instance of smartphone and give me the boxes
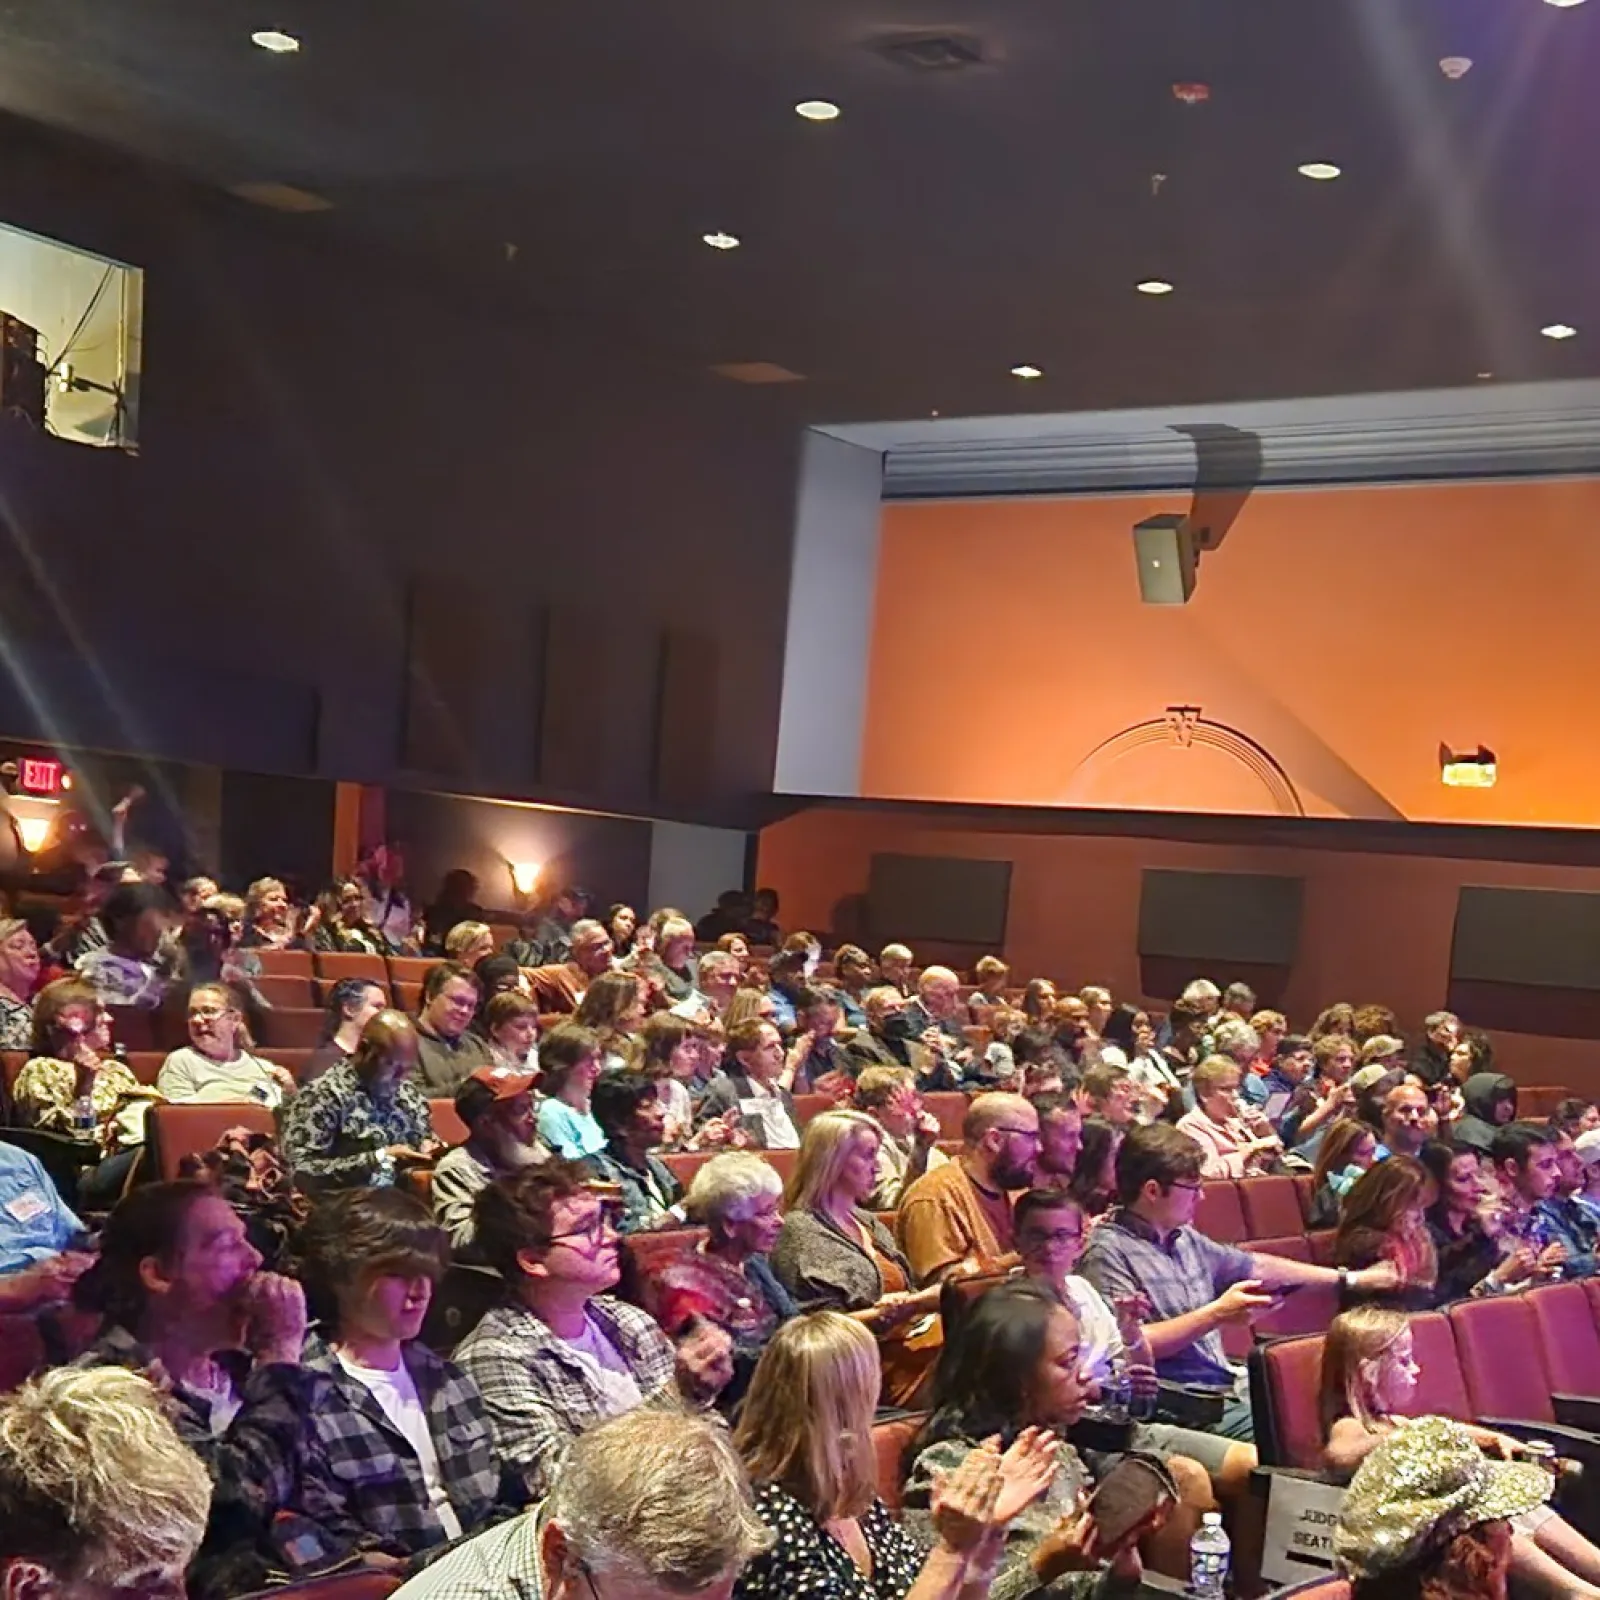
[1086,1453,1178,1549]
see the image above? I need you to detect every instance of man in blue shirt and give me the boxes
[1497,1122,1598,1279]
[0,1143,87,1274]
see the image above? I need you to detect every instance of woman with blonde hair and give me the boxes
[732,1311,1055,1600]
[240,876,298,949]
[771,1110,942,1406]
[1332,1156,1437,1309]
[723,984,778,1034]
[442,918,495,969]
[1320,1305,1600,1595]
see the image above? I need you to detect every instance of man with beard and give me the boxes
[896,1091,1039,1285]
[432,1066,548,1258]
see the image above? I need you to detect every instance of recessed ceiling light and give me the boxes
[1010,364,1043,379]
[795,100,841,121]
[1544,0,1588,9]
[1136,279,1175,296]
[702,232,741,250]
[1541,323,1578,340]
[251,29,300,52]
[1298,162,1342,181]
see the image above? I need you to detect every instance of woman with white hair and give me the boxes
[653,1152,798,1407]
[0,1365,212,1600]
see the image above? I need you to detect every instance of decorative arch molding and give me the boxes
[1064,705,1306,817]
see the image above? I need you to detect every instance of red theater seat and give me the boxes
[1401,1311,1472,1423]
[1448,1296,1557,1424]
[871,1412,927,1512]
[147,1102,277,1182]
[1252,1332,1327,1470]
[260,1048,315,1082]
[257,1008,323,1049]
[252,974,318,1009]
[1196,1181,1248,1244]
[1245,1238,1341,1340]
[1527,1282,1600,1400]
[925,1094,969,1141]
[312,952,390,988]
[1240,1176,1305,1240]
[252,947,315,980]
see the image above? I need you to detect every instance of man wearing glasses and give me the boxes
[897,1092,1040,1285]
[1079,1123,1400,1440]
[454,1163,734,1499]
[389,1406,771,1600]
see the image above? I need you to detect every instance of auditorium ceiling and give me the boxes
[0,0,1595,419]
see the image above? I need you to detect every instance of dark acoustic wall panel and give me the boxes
[401,575,478,777]
[537,604,612,794]
[1451,887,1600,990]
[654,628,719,807]
[867,854,1012,947]
[1138,870,1304,965]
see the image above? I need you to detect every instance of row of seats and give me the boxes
[1254,1278,1600,1472]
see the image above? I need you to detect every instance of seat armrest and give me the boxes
[1552,1395,1600,1434]
[1249,1462,1342,1502]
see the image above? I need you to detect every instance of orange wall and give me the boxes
[757,807,1600,1095]
[864,481,1600,826]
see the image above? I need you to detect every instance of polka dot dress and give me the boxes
[734,1482,929,1599]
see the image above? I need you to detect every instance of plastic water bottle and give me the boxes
[1189,1511,1230,1598]
[73,1093,95,1136]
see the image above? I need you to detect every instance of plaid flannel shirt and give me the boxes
[453,1295,676,1499]
[291,1335,521,1559]
[76,1324,309,1548]
[279,1059,434,1187]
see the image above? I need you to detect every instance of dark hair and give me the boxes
[1275,1032,1313,1062]
[1351,1004,1399,1043]
[1553,1098,1596,1138]
[320,976,387,1044]
[474,1161,590,1279]
[1012,1027,1066,1068]
[1101,1003,1147,1055]
[1115,1123,1203,1205]
[591,1069,660,1144]
[1490,1121,1553,1170]
[100,882,169,942]
[474,953,523,995]
[1418,1139,1475,1195]
[1028,1092,1078,1122]
[726,1017,774,1059]
[1166,998,1206,1034]
[297,1188,448,1332]
[1013,1187,1081,1236]
[537,1022,600,1091]
[422,960,480,1003]
[793,986,838,1023]
[1067,1117,1122,1215]
[437,869,478,903]
[917,1281,1065,1455]
[1081,1062,1129,1104]
[73,1181,214,1329]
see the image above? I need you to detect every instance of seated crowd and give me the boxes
[4,853,1600,1600]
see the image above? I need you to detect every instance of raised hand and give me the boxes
[929,1447,1004,1554]
[993,1426,1061,1523]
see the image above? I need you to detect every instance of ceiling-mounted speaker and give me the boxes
[1133,513,1198,605]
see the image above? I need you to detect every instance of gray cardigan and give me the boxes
[904,1437,1131,1600]
[770,1207,912,1313]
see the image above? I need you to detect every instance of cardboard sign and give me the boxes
[1261,1473,1346,1584]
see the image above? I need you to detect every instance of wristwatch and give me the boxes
[1336,1267,1352,1293]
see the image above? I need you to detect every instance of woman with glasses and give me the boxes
[771,1111,943,1407]
[453,1162,735,1500]
[156,981,297,1107]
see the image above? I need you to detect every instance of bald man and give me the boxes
[896,1092,1039,1285]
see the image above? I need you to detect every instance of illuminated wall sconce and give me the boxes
[10,798,59,852]
[1440,744,1497,788]
[509,860,543,897]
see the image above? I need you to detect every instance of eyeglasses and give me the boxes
[992,1125,1040,1143]
[1021,1227,1084,1247]
[1168,1180,1204,1194]
[550,1210,618,1248]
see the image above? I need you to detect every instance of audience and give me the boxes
[279,1010,440,1191]
[1409,1009,1460,1087]
[157,981,295,1107]
[624,911,699,1006]
[444,918,496,970]
[534,1023,607,1160]
[526,918,615,1016]
[878,942,915,997]
[1331,1156,1437,1309]
[771,1110,941,1406]
[454,1163,732,1499]
[481,987,540,1072]
[898,1092,1037,1285]
[659,1151,797,1405]
[1452,1070,1518,1152]
[967,954,1011,1011]
[632,1011,722,1145]
[0,914,40,1049]
[15,976,155,1202]
[1079,1123,1399,1439]
[240,877,298,949]
[1307,1116,1378,1226]
[389,1406,771,1600]
[75,882,170,1010]
[1029,1090,1083,1187]
[825,942,875,1027]
[0,1140,90,1276]
[574,971,646,1070]
[1081,1061,1138,1128]
[1064,1116,1122,1219]
[304,976,388,1082]
[1492,1120,1595,1277]
[411,961,493,1092]
[602,901,637,957]
[291,1188,517,1562]
[905,1280,1185,1582]
[1420,1139,1535,1302]
[844,984,932,1079]
[1375,1080,1430,1160]
[697,1018,802,1150]
[0,1365,213,1600]
[672,946,741,1024]
[1175,1056,1282,1179]
[1321,1311,1599,1596]
[431,1065,546,1256]
[587,1069,684,1232]
[733,1311,1038,1600]
[852,1065,947,1210]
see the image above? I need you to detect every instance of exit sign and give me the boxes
[19,757,61,794]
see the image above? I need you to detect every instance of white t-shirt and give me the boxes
[1057,1273,1129,1386]
[335,1350,463,1540]
[739,1079,800,1150]
[565,1313,644,1417]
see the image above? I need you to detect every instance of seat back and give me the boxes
[312,951,390,987]
[792,1092,832,1126]
[256,1008,324,1049]
[1251,1332,1328,1469]
[125,1051,166,1085]
[1266,1578,1351,1600]
[1240,1176,1305,1240]
[1246,1239,1342,1340]
[1448,1296,1554,1422]
[1526,1282,1600,1398]
[252,947,315,979]
[939,1271,1010,1339]
[870,1412,928,1512]
[0,1312,47,1395]
[1400,1310,1471,1422]
[260,1048,315,1082]
[253,974,319,1009]
[1292,1173,1316,1223]
[764,1147,799,1185]
[1195,1180,1248,1244]
[147,1102,277,1182]
[662,1150,718,1189]
[924,1093,969,1141]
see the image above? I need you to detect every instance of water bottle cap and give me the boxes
[1202,1512,1223,1527]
